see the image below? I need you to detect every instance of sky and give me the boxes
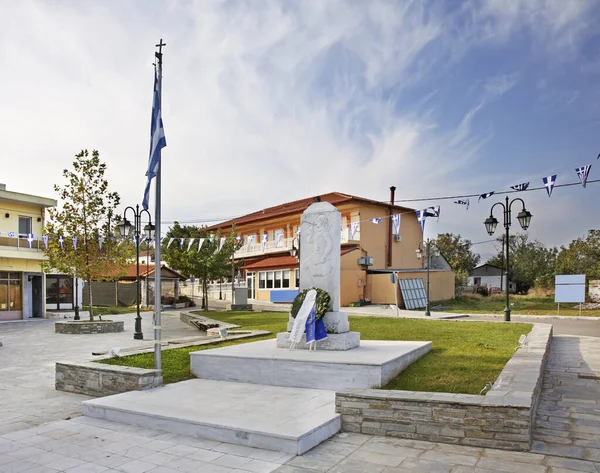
[1,0,599,262]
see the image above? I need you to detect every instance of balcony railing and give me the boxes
[234,230,359,259]
[0,235,45,251]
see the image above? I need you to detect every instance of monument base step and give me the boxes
[190,339,431,391]
[82,379,339,455]
[276,331,360,350]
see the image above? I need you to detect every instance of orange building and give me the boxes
[205,190,455,307]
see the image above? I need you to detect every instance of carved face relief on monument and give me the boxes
[305,214,334,279]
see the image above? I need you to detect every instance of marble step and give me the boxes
[82,379,340,455]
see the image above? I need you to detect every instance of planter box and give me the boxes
[174,302,189,309]
[55,320,124,334]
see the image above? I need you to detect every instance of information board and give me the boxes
[555,274,586,303]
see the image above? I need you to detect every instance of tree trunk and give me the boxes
[87,278,94,321]
[203,281,209,311]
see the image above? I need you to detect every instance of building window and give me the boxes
[266,271,274,289]
[0,272,22,311]
[19,216,32,235]
[46,276,73,307]
[282,270,290,288]
[258,270,292,290]
[295,269,300,288]
[274,270,282,288]
[259,272,266,289]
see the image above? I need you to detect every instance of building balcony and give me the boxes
[0,235,46,260]
[234,230,359,259]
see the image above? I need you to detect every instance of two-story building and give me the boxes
[205,190,455,307]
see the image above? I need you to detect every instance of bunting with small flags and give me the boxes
[58,236,64,248]
[98,236,104,250]
[197,238,205,251]
[576,165,591,188]
[42,234,49,249]
[479,192,495,201]
[247,235,255,248]
[219,237,226,252]
[350,222,360,239]
[187,238,195,251]
[261,234,268,249]
[276,232,284,247]
[167,237,175,249]
[26,233,34,248]
[370,217,382,224]
[415,210,427,233]
[511,182,529,191]
[543,175,557,197]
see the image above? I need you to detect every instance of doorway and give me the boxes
[32,276,43,317]
[246,272,255,300]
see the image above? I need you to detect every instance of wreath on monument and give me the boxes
[291,287,331,320]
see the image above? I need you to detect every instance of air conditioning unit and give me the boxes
[394,234,401,242]
[357,256,374,266]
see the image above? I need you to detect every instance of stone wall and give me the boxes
[336,323,552,451]
[55,321,124,334]
[56,362,162,397]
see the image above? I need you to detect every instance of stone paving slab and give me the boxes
[532,335,600,462]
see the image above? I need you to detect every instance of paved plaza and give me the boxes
[1,315,599,472]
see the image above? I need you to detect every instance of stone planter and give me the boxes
[55,320,124,334]
[174,302,189,309]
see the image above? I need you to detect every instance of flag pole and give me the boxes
[154,38,166,373]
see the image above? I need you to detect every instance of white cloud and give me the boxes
[0,0,597,251]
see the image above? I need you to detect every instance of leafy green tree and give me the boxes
[487,233,557,291]
[43,150,130,320]
[434,233,481,276]
[555,230,600,281]
[162,223,241,310]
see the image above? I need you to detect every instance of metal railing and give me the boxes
[0,235,44,251]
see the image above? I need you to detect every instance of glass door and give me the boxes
[246,272,255,300]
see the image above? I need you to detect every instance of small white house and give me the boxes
[468,264,516,293]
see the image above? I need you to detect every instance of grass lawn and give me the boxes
[437,293,600,317]
[98,310,531,395]
[83,305,152,316]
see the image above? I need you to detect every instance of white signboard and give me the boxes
[555,274,586,303]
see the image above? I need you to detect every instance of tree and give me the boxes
[43,150,130,320]
[555,230,600,281]
[434,233,481,278]
[162,223,241,310]
[487,233,557,291]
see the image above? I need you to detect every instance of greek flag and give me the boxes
[370,218,382,224]
[197,238,205,252]
[391,214,401,235]
[262,234,268,249]
[576,165,591,188]
[142,67,167,211]
[42,235,49,249]
[415,210,427,233]
[247,235,254,248]
[187,238,195,251]
[426,205,440,219]
[511,182,529,191]
[58,236,64,248]
[167,237,175,249]
[8,232,15,237]
[275,232,284,247]
[349,222,360,239]
[98,236,104,250]
[543,175,557,197]
[479,192,495,201]
[26,234,34,249]
[454,199,469,209]
[219,237,226,251]
[179,238,185,249]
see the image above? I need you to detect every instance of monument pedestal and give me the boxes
[276,331,360,350]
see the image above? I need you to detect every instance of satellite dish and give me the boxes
[110,347,121,357]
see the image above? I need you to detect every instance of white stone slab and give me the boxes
[190,339,431,390]
[276,331,360,350]
[82,379,340,455]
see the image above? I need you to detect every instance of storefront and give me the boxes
[0,272,22,320]
[45,275,74,310]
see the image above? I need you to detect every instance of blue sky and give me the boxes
[1,0,599,261]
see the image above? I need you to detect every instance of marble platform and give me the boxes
[276,331,360,350]
[82,379,340,455]
[190,339,432,390]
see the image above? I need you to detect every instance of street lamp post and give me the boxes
[117,205,155,340]
[484,196,532,322]
[416,238,439,317]
[290,236,300,288]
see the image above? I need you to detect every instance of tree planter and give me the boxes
[174,302,189,309]
[55,320,124,334]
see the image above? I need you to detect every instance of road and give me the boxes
[465,314,600,337]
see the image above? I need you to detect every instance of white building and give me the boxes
[468,264,516,293]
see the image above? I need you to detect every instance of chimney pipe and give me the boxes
[389,186,396,205]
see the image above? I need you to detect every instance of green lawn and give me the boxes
[97,310,531,394]
[436,293,600,316]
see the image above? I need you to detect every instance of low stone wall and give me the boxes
[336,323,552,451]
[56,362,162,397]
[55,320,124,334]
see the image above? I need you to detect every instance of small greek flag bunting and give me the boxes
[391,214,401,235]
[427,205,440,220]
[58,235,64,248]
[42,234,49,249]
[543,175,557,197]
[511,182,529,191]
[209,235,215,244]
[8,232,15,237]
[276,232,284,247]
[160,237,166,246]
[167,237,175,249]
[187,238,195,251]
[350,222,360,239]
[479,192,495,201]
[247,235,254,247]
[370,217,382,224]
[262,234,268,249]
[98,236,104,250]
[416,210,426,233]
[132,234,138,248]
[27,233,34,248]
[197,238,205,251]
[576,165,591,188]
[219,237,226,251]
[179,238,185,249]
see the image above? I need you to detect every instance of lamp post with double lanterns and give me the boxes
[416,239,439,317]
[484,196,532,322]
[290,236,300,288]
[117,205,155,340]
